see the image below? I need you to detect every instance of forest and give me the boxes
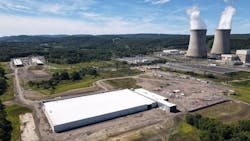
[186,114,250,141]
[0,34,249,64]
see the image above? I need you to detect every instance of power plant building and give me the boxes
[186,30,207,58]
[43,89,158,133]
[236,49,250,64]
[211,29,231,55]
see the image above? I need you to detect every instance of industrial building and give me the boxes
[163,49,180,55]
[211,29,231,55]
[43,89,176,133]
[236,49,250,64]
[186,30,207,58]
[117,56,159,65]
[31,57,44,65]
[13,59,23,67]
[134,89,177,112]
[218,54,242,65]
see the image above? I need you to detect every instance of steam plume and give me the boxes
[187,6,207,30]
[218,6,236,29]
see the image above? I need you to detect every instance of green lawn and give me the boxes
[169,121,200,141]
[230,80,250,103]
[105,78,141,89]
[195,102,250,123]
[5,105,32,141]
[25,76,100,95]
[226,71,250,80]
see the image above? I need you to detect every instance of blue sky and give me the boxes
[0,0,249,36]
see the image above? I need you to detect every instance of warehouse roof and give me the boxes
[134,88,167,101]
[135,88,176,107]
[43,89,155,126]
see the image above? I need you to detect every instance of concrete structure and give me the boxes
[43,89,157,133]
[134,89,177,112]
[186,30,207,58]
[31,57,44,65]
[163,49,180,55]
[219,54,242,65]
[211,29,231,55]
[236,49,250,64]
[117,56,159,65]
[13,59,23,67]
[221,54,239,62]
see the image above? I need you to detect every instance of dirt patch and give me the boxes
[19,68,52,83]
[20,113,39,141]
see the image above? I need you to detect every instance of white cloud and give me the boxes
[0,0,96,15]
[0,14,188,36]
[145,0,170,5]
[40,4,63,14]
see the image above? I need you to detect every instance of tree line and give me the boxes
[0,102,12,141]
[0,67,7,97]
[186,114,250,141]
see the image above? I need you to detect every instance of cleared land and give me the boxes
[195,101,250,123]
[136,71,228,112]
[20,113,39,141]
[5,105,32,141]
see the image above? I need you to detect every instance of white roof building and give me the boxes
[32,57,44,65]
[236,49,250,64]
[43,89,157,132]
[13,59,23,66]
[135,89,176,112]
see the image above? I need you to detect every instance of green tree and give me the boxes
[71,72,81,81]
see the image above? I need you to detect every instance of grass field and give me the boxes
[195,102,250,123]
[105,78,141,89]
[5,105,32,141]
[230,80,250,103]
[25,75,100,95]
[48,61,121,73]
[169,121,200,141]
[0,76,14,101]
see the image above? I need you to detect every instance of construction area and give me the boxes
[136,70,229,112]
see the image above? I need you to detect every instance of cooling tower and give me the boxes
[186,30,207,58]
[211,29,231,55]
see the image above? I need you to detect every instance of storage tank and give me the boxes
[211,29,231,55]
[186,29,207,58]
